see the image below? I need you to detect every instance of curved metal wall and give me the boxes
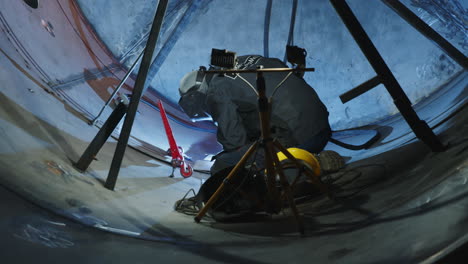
[0,0,221,163]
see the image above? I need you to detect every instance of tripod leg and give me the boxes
[269,141,305,235]
[263,142,281,209]
[194,141,259,223]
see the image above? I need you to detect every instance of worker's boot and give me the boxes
[315,150,345,174]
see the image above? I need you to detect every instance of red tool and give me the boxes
[158,100,193,178]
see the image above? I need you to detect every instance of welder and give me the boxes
[176,54,343,218]
[179,54,332,175]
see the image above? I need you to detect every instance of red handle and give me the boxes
[158,100,192,177]
[158,100,182,160]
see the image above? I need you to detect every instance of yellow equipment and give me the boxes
[277,148,321,177]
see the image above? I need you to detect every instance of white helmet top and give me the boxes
[179,70,206,96]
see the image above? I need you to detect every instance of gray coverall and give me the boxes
[204,55,331,175]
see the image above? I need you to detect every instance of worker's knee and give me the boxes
[210,144,260,176]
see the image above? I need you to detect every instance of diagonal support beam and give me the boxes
[381,0,467,69]
[75,102,128,172]
[105,0,169,190]
[340,76,381,103]
[329,0,445,152]
[263,0,273,58]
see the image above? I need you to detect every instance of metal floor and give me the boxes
[0,95,467,264]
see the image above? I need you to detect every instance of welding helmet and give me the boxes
[277,148,321,177]
[178,70,209,119]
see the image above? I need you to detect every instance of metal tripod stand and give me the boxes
[193,67,329,234]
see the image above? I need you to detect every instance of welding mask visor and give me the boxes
[178,89,208,119]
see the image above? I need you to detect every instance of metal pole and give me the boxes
[381,0,467,69]
[90,50,144,125]
[75,102,128,171]
[263,0,273,58]
[105,0,169,190]
[340,76,381,103]
[257,71,280,207]
[329,0,445,152]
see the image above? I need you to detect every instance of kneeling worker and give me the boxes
[176,54,342,217]
[179,55,332,173]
